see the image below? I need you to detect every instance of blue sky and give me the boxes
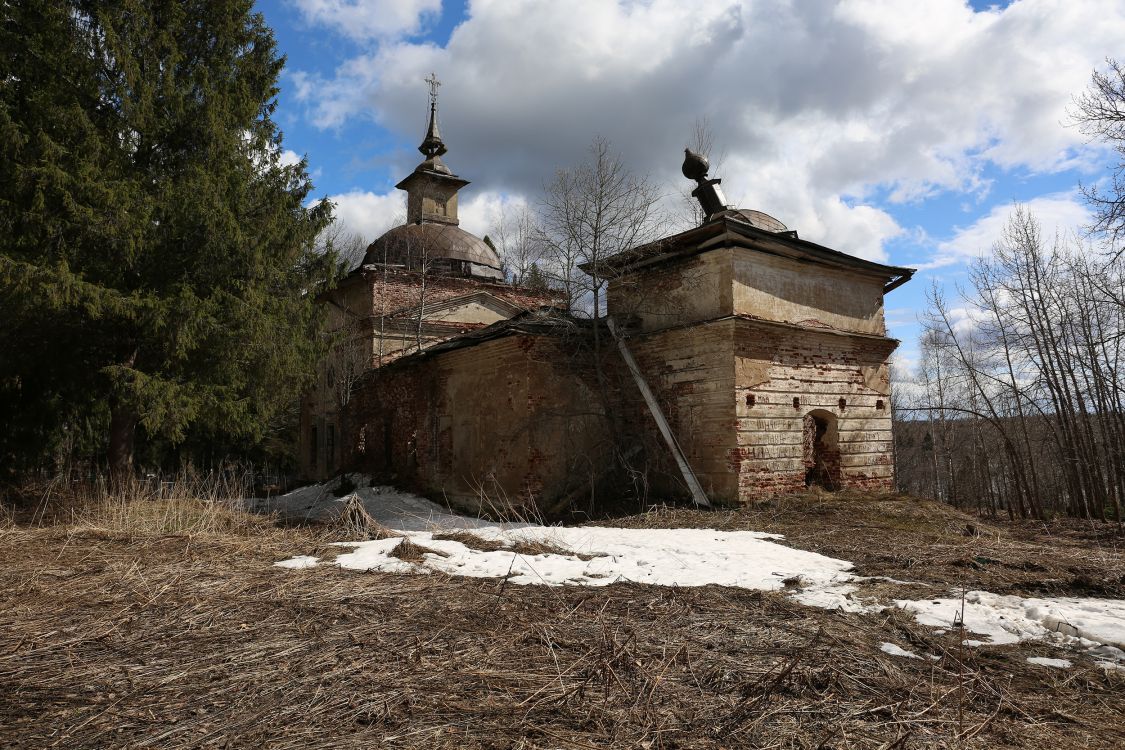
[256,0,1124,372]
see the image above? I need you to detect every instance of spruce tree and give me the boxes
[0,1,337,478]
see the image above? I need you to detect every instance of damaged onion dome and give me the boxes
[360,75,504,281]
[362,224,503,281]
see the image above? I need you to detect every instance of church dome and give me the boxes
[362,222,504,281]
[729,209,788,233]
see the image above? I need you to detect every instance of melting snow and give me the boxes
[274,555,319,569]
[894,592,1125,659]
[1026,656,1072,668]
[332,526,861,605]
[267,477,1125,665]
[880,642,922,659]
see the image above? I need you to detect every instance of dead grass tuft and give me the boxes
[388,536,448,563]
[508,538,573,557]
[331,494,401,541]
[432,529,506,551]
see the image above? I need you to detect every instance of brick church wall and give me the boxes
[344,332,614,517]
[731,318,896,498]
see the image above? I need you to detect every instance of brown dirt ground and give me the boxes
[0,492,1123,749]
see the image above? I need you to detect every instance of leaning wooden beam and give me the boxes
[607,317,711,509]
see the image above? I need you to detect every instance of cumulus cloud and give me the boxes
[290,0,1125,263]
[289,0,440,41]
[279,149,303,168]
[924,193,1092,269]
[325,190,405,243]
[322,187,528,244]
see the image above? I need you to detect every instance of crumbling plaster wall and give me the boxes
[626,319,739,504]
[346,334,613,516]
[367,270,557,366]
[731,319,896,497]
[300,271,557,480]
[731,249,887,335]
[606,246,888,338]
[606,245,897,504]
[606,249,733,333]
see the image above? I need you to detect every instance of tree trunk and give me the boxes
[108,402,136,484]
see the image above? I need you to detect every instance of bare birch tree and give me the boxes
[1071,58,1125,253]
[538,137,664,324]
[489,203,543,285]
[897,207,1125,525]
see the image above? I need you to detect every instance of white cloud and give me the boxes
[924,193,1092,269]
[279,149,303,168]
[322,187,530,244]
[289,0,1125,263]
[290,0,440,41]
[325,189,405,242]
[457,191,530,240]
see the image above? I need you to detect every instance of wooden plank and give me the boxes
[608,318,711,508]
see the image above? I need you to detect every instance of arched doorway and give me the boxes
[803,409,841,490]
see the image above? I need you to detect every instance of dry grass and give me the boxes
[431,531,600,560]
[331,494,401,541]
[432,529,508,551]
[388,536,448,562]
[1,486,1123,749]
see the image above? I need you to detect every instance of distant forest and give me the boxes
[891,61,1125,523]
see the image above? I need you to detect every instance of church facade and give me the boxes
[301,88,913,515]
[298,88,558,481]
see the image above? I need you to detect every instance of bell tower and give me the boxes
[396,72,469,226]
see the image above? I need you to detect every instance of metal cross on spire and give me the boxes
[425,72,441,110]
[418,72,447,159]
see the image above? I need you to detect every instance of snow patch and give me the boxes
[268,477,1125,667]
[274,555,319,569]
[880,642,921,659]
[895,591,1125,660]
[1026,656,1072,668]
[332,526,860,603]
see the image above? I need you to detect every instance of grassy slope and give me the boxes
[0,492,1122,749]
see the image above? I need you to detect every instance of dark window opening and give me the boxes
[745,393,755,407]
[792,396,800,409]
[876,399,885,411]
[838,397,847,411]
[309,426,318,466]
[326,424,335,467]
[803,410,841,491]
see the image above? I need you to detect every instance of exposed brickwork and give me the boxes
[300,266,559,480]
[343,333,614,516]
[365,268,558,320]
[731,318,896,500]
[626,319,739,503]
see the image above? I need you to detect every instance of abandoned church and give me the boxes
[300,88,914,516]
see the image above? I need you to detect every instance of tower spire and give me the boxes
[419,72,447,158]
[397,72,468,225]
